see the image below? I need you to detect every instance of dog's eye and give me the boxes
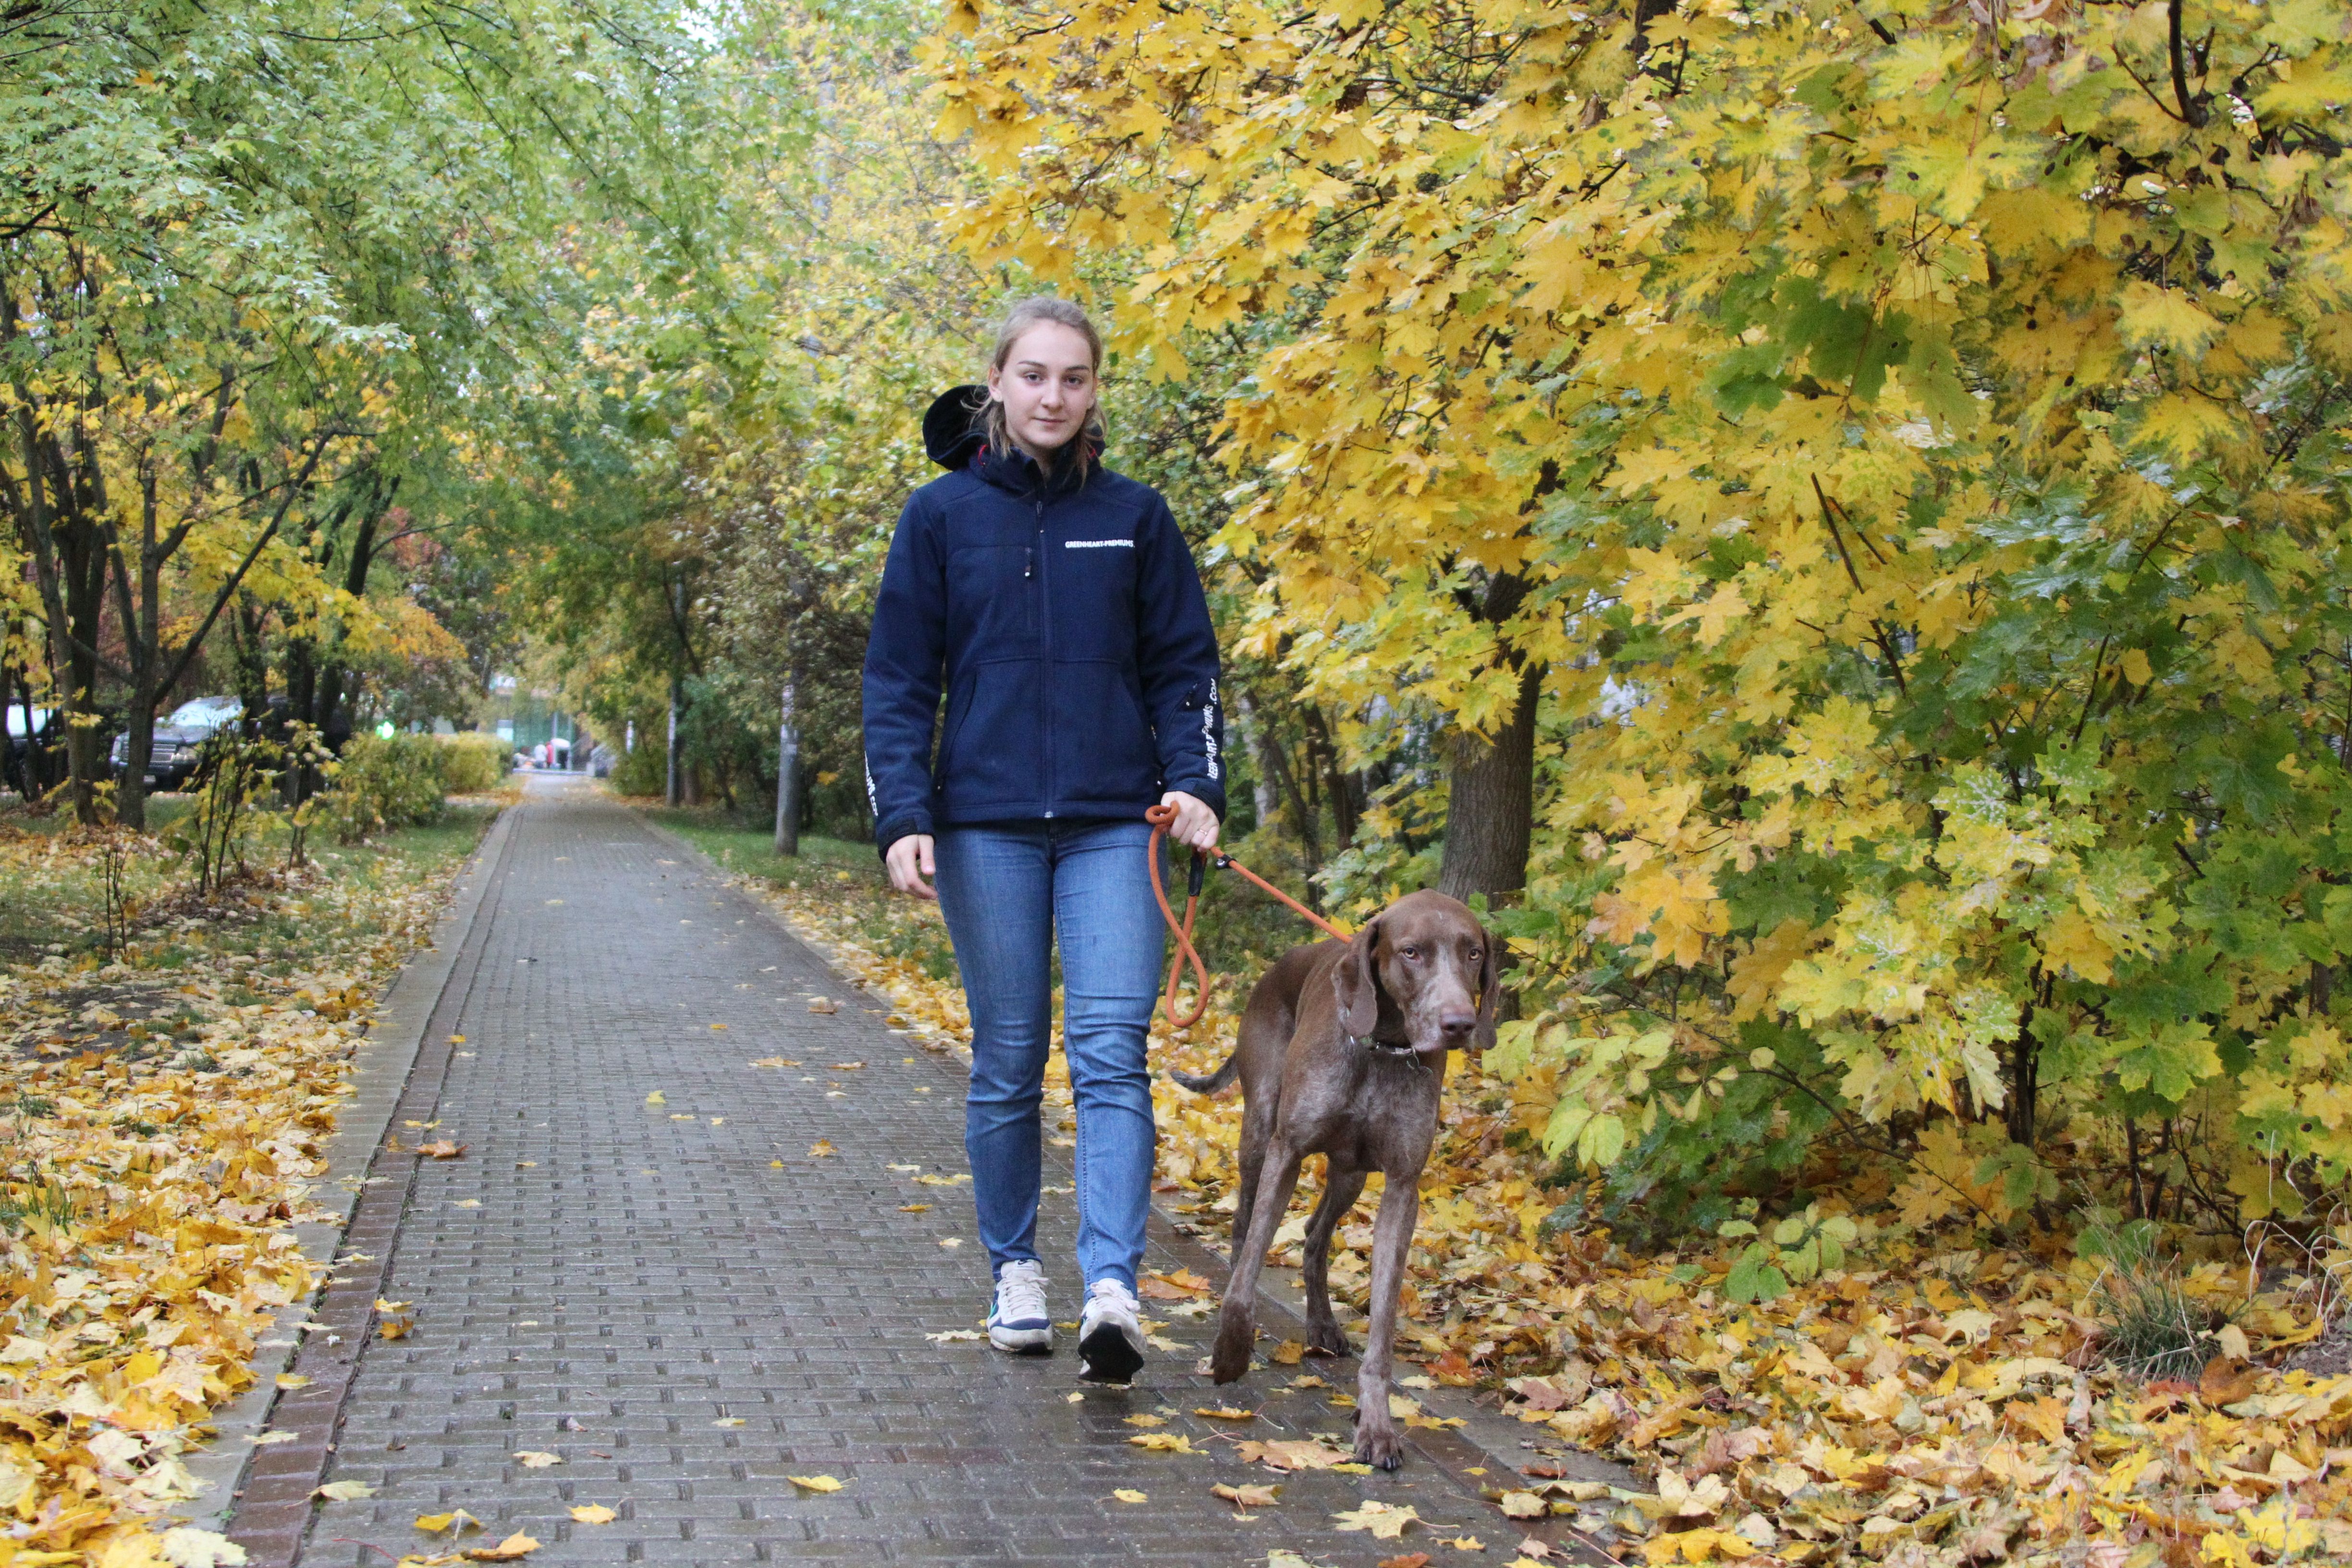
[1398,944,1420,960]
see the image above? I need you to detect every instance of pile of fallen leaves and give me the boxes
[0,821,481,1566]
[738,858,2352,1568]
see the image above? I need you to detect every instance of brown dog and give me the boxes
[1171,889,1495,1469]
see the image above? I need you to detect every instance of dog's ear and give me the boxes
[1334,918,1382,1038]
[1472,923,1500,1051]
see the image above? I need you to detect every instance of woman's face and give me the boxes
[987,321,1098,459]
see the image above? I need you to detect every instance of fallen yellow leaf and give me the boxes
[462,1531,541,1561]
[787,1475,846,1492]
[1333,1500,1421,1539]
[1112,1488,1147,1503]
[569,1505,617,1525]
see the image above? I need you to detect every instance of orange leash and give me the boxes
[1145,803,1351,1030]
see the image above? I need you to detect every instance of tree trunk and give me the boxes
[1437,660,1541,905]
[1234,693,1279,829]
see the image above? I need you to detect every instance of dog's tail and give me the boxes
[1167,1050,1241,1096]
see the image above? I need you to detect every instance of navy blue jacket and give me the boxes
[861,391,1225,852]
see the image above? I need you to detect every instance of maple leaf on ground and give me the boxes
[1213,1482,1281,1508]
[787,1475,845,1492]
[1137,1268,1212,1299]
[414,1512,481,1533]
[1127,1433,1197,1453]
[313,1480,377,1500]
[1235,1439,1352,1471]
[511,1451,562,1468]
[1111,1489,1147,1503]
[416,1139,465,1158]
[1640,1526,1758,1563]
[1333,1501,1422,1539]
[808,1139,837,1157]
[159,1527,249,1568]
[461,1533,540,1562]
[569,1506,617,1524]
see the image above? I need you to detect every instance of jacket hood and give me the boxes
[923,385,989,471]
[922,384,1110,477]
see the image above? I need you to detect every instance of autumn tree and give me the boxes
[930,0,2352,1228]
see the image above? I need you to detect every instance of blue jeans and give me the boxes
[933,819,1162,1291]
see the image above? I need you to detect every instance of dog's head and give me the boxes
[1333,889,1497,1056]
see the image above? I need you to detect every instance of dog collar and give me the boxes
[1353,1033,1418,1057]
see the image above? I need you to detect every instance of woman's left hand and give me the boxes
[1159,790,1220,851]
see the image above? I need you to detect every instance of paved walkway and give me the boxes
[235,781,1552,1566]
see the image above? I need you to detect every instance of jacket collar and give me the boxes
[972,440,1094,497]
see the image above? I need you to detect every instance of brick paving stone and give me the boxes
[255,779,1564,1567]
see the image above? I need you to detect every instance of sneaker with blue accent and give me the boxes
[1078,1278,1145,1383]
[988,1260,1053,1354]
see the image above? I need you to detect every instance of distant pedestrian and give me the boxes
[863,295,1225,1383]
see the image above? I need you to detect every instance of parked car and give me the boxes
[111,695,245,792]
[4,704,60,795]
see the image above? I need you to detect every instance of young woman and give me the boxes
[862,296,1224,1383]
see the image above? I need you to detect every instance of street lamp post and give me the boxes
[773,678,799,857]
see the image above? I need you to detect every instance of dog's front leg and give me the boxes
[1299,1164,1366,1358]
[1351,1174,1421,1470]
[1209,1139,1304,1384]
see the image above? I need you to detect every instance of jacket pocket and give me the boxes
[940,661,1041,808]
[1053,660,1157,805]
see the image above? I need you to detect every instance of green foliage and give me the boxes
[434,734,510,796]
[321,735,446,844]
[608,736,669,798]
[1719,1203,1859,1305]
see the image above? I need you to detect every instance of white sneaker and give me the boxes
[1078,1278,1145,1383]
[988,1260,1053,1355]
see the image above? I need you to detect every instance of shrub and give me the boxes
[322,734,445,843]
[607,734,667,797]
[435,732,509,795]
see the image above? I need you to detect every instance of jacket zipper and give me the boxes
[1035,488,1054,819]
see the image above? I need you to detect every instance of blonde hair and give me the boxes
[983,295,1105,479]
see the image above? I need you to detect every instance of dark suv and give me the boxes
[112,695,244,792]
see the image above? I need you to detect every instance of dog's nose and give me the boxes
[1439,1009,1476,1038]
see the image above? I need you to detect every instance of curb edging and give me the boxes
[184,805,516,1530]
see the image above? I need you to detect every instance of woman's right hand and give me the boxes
[885,833,937,900]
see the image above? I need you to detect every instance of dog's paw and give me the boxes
[1352,1423,1405,1471]
[1304,1322,1350,1358]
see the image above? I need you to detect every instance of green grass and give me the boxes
[0,800,498,970]
[639,807,882,884]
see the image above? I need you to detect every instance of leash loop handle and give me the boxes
[1146,803,1213,1029]
[1145,803,1353,1031]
